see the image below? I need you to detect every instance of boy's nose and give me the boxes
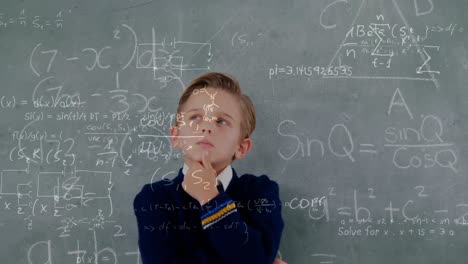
[199,118,213,134]
[201,128,211,134]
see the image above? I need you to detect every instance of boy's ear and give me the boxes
[234,137,252,160]
[170,126,181,150]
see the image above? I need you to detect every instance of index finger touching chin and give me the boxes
[201,151,214,171]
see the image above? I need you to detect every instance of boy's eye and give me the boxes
[189,114,201,120]
[216,118,227,125]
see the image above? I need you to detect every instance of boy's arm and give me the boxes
[133,184,181,264]
[199,175,284,264]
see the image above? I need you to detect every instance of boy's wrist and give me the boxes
[198,190,220,206]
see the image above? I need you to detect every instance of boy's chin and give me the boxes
[184,151,212,163]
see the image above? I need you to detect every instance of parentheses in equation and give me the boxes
[30,43,42,77]
[18,119,40,163]
[32,198,39,216]
[46,147,53,164]
[9,146,17,161]
[271,200,276,210]
[247,200,251,211]
[119,131,130,165]
[231,32,238,47]
[41,111,44,121]
[108,192,114,218]
[12,96,16,108]
[59,131,62,140]
[120,24,138,71]
[391,23,398,38]
[241,222,249,245]
[150,168,160,192]
[0,95,4,108]
[421,25,429,41]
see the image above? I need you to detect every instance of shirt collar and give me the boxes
[182,163,232,191]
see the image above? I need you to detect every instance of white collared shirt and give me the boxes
[182,163,232,191]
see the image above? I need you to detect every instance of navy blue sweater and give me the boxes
[133,167,284,264]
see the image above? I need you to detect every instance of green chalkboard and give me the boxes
[0,0,467,263]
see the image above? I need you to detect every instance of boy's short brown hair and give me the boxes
[175,72,256,141]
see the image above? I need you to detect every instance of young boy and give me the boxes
[133,72,285,264]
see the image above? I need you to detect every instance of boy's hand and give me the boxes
[182,151,219,206]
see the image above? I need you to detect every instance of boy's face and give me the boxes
[170,87,252,174]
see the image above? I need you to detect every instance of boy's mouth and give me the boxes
[196,139,214,148]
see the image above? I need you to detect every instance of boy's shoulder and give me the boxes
[236,172,280,196]
[237,172,276,185]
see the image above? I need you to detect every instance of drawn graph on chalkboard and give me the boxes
[326,0,440,89]
[135,27,212,89]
